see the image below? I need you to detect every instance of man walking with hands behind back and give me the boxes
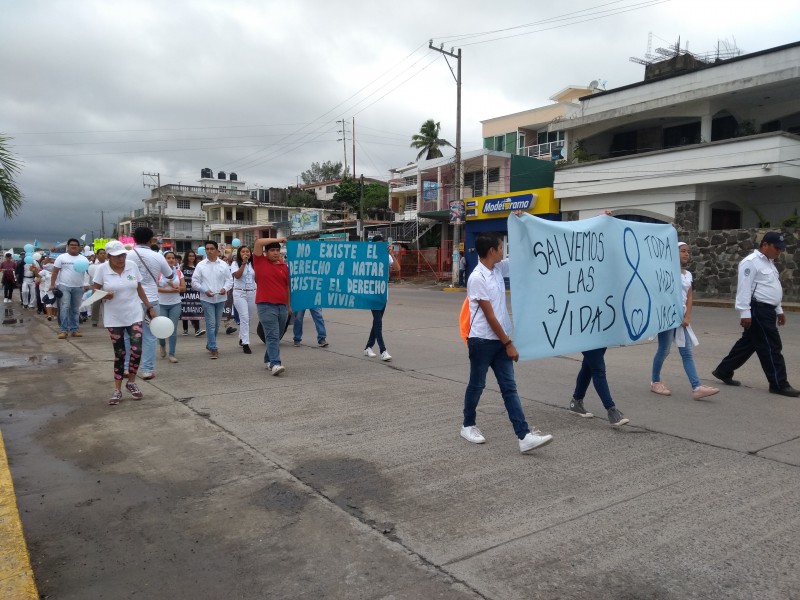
[191,240,234,360]
[713,232,799,397]
[460,231,554,454]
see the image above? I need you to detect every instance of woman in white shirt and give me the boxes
[231,245,258,354]
[157,251,186,363]
[92,241,157,405]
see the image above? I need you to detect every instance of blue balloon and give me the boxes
[24,255,34,264]
[73,256,90,273]
[12,254,19,261]
[231,238,241,248]
[24,244,34,253]
[197,247,206,256]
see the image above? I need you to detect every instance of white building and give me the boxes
[551,41,800,228]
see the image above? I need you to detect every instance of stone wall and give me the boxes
[681,229,799,302]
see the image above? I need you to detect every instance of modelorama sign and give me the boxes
[286,240,389,310]
[508,213,683,361]
[465,188,558,221]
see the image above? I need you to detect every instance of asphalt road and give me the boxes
[1,285,799,600]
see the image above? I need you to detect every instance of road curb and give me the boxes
[0,430,38,600]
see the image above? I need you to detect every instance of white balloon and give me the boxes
[149,316,175,339]
[33,252,42,261]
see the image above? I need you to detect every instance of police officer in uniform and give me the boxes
[713,232,799,397]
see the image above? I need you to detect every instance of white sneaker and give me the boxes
[519,431,553,453]
[363,348,377,358]
[271,364,285,376]
[460,426,486,444]
[380,350,392,361]
[264,362,272,370]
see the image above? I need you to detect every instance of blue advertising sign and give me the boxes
[507,213,682,361]
[287,240,389,310]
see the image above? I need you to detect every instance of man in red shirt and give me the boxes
[252,236,289,376]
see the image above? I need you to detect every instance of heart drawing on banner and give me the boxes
[631,308,645,338]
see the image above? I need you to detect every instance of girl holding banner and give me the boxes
[180,251,204,336]
[650,242,719,400]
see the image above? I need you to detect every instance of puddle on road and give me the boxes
[0,352,72,370]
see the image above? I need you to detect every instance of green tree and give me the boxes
[362,183,388,215]
[410,119,452,161]
[332,175,359,209]
[287,189,317,208]
[0,134,23,219]
[300,160,344,184]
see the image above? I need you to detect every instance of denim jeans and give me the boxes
[57,285,84,332]
[257,303,288,366]
[139,301,159,373]
[463,337,530,440]
[201,300,225,352]
[573,348,615,410]
[652,329,700,389]
[366,307,386,352]
[158,303,182,356]
[293,309,327,343]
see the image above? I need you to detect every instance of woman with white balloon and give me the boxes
[49,238,90,339]
[230,243,257,354]
[92,240,158,405]
[157,251,186,363]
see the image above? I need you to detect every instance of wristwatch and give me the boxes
[504,339,513,347]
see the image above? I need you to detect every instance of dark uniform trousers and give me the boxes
[715,300,788,390]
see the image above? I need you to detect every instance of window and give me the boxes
[176,198,191,209]
[219,185,227,191]
[711,209,741,230]
[488,167,500,183]
[174,220,192,231]
[326,185,337,194]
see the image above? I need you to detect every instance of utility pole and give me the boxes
[142,171,162,237]
[100,210,106,238]
[428,41,462,287]
[359,174,365,240]
[352,117,356,178]
[337,119,349,176]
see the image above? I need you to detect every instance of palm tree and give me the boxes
[0,134,23,219]
[410,119,453,161]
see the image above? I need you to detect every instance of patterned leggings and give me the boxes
[108,323,143,381]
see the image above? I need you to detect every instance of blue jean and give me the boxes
[139,301,159,373]
[293,309,327,343]
[366,307,386,352]
[201,300,225,352]
[652,329,701,389]
[57,285,84,332]
[463,338,530,440]
[158,303,181,356]
[573,347,615,410]
[258,303,288,366]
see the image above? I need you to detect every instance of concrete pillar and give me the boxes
[700,114,712,143]
[483,154,489,196]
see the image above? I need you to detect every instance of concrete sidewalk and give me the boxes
[2,287,800,599]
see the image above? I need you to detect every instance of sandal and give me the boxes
[109,390,122,405]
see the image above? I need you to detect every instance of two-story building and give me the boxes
[551,41,800,229]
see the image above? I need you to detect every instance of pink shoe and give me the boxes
[692,385,719,400]
[650,381,671,396]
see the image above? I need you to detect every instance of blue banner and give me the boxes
[508,213,683,361]
[287,240,389,310]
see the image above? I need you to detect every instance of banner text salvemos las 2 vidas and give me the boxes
[287,240,389,311]
[508,213,683,361]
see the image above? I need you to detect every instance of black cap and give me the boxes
[762,232,786,250]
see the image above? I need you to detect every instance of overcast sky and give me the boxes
[1,0,798,249]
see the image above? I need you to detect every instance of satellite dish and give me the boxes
[589,80,599,89]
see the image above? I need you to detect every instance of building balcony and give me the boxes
[520,140,564,160]
[555,131,800,199]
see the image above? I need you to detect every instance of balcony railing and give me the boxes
[206,219,255,227]
[521,140,565,159]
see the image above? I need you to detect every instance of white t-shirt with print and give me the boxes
[92,261,144,328]
[53,253,86,287]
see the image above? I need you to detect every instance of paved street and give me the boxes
[2,285,800,600]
